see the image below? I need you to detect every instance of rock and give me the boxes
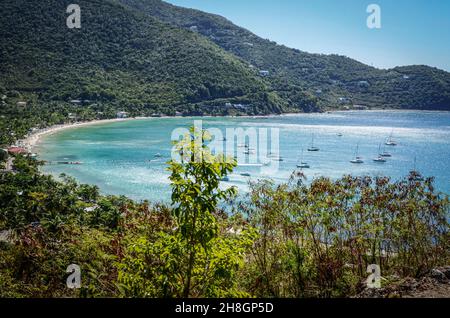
[435,266,450,280]
[430,269,447,282]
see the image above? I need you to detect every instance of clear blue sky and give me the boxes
[166,0,450,71]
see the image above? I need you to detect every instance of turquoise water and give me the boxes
[37,111,450,202]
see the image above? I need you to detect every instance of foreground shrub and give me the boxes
[237,172,449,297]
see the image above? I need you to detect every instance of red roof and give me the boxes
[7,147,27,154]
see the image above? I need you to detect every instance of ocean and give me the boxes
[36,111,450,202]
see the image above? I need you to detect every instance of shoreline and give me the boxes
[21,118,144,152]
[20,113,292,152]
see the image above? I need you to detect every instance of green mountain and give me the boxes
[120,0,450,111]
[1,0,310,116]
[0,0,449,121]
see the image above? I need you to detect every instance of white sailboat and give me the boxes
[379,144,392,157]
[307,134,320,152]
[243,141,255,153]
[373,144,387,162]
[385,131,397,146]
[297,148,310,169]
[350,144,364,164]
[267,151,283,161]
[410,156,424,181]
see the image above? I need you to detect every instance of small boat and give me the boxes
[244,149,255,155]
[220,176,230,182]
[154,153,162,158]
[410,157,424,181]
[385,140,397,146]
[267,152,283,161]
[350,158,364,164]
[59,161,82,165]
[350,144,364,164]
[307,134,320,152]
[373,156,386,163]
[385,132,397,146]
[337,133,343,137]
[240,173,251,177]
[297,149,310,169]
[373,145,387,162]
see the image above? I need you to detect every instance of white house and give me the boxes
[259,70,270,77]
[358,80,370,87]
[117,111,128,119]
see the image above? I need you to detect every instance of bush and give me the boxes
[237,172,449,297]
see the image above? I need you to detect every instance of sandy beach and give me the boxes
[20,118,141,152]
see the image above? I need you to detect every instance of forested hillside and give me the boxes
[1,0,317,117]
[120,0,450,110]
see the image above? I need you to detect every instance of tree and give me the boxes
[0,149,8,162]
[167,126,237,297]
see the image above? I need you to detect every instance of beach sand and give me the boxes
[21,118,140,152]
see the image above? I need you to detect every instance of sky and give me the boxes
[166,0,450,71]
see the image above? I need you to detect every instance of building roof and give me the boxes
[7,146,27,154]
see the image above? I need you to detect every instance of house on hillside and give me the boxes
[70,99,82,105]
[116,111,128,119]
[259,70,270,77]
[234,104,250,109]
[358,80,370,88]
[17,101,27,107]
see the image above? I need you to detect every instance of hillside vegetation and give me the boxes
[1,0,312,117]
[120,0,450,110]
